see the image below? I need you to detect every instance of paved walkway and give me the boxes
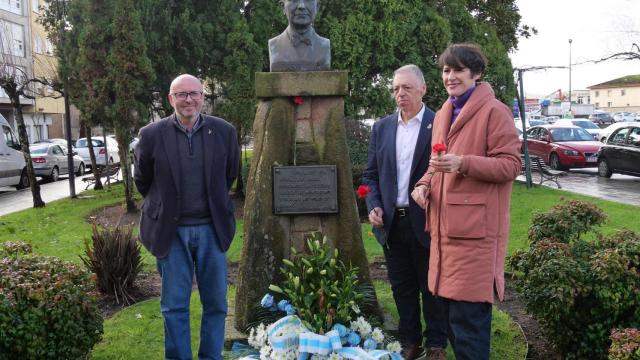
[518,168,640,207]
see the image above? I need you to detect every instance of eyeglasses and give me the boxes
[171,91,203,100]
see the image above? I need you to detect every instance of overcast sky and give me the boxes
[509,0,640,98]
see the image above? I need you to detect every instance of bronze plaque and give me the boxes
[273,165,338,215]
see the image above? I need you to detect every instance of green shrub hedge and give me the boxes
[0,241,103,359]
[509,200,640,359]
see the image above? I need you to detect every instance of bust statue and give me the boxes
[269,0,331,72]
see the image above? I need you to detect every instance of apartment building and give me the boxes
[588,75,640,112]
[1,0,78,143]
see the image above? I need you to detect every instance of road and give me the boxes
[518,167,640,207]
[0,173,118,216]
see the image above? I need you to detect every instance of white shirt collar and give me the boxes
[397,103,425,125]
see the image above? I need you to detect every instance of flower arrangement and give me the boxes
[242,233,402,359]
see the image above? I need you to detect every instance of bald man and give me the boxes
[134,74,240,360]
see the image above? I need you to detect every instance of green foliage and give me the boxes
[0,242,103,359]
[609,328,640,360]
[527,199,607,244]
[509,200,640,360]
[268,234,366,334]
[81,225,143,305]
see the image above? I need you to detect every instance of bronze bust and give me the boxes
[269,0,331,72]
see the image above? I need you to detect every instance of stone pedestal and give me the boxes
[234,71,376,331]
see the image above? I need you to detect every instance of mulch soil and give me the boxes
[90,196,561,359]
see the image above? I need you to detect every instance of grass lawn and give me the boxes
[3,181,638,358]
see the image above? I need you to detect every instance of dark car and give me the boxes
[524,125,602,170]
[597,124,640,177]
[589,112,614,125]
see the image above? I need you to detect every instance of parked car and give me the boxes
[589,112,614,125]
[524,125,602,170]
[597,124,640,178]
[107,134,139,153]
[554,119,602,140]
[0,114,28,189]
[612,111,636,122]
[599,121,640,142]
[29,144,85,181]
[75,137,120,169]
[33,138,76,153]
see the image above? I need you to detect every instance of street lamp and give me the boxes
[569,39,572,112]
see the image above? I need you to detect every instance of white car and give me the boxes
[599,121,640,142]
[0,114,28,189]
[554,119,602,141]
[75,137,120,169]
[612,112,636,122]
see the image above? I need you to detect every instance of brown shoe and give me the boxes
[426,347,447,360]
[402,343,426,360]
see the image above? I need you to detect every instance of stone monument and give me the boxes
[234,0,376,331]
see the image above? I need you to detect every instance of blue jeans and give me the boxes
[157,224,227,360]
[442,298,492,360]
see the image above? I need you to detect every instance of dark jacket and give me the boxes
[134,114,240,258]
[362,107,435,247]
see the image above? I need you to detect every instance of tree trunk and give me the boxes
[115,126,136,212]
[86,125,103,190]
[235,128,245,198]
[11,95,45,208]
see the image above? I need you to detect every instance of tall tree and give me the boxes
[108,0,155,212]
[0,64,45,207]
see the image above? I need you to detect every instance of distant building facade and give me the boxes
[1,0,80,142]
[588,75,640,112]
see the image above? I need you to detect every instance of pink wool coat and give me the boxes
[416,82,521,303]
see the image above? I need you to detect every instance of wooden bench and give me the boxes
[83,165,120,189]
[520,154,566,188]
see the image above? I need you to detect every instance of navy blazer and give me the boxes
[362,107,435,247]
[134,114,240,258]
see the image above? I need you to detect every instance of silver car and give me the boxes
[29,144,86,182]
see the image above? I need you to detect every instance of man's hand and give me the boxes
[430,153,463,173]
[411,185,428,209]
[369,207,384,228]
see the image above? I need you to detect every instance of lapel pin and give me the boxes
[427,123,432,129]
[208,129,212,135]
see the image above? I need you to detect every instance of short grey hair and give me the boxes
[393,64,425,85]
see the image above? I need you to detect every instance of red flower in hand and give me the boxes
[355,185,370,199]
[432,143,447,157]
[292,96,304,105]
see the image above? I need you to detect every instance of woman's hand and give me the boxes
[411,185,428,209]
[430,153,463,173]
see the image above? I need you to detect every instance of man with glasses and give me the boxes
[269,0,330,71]
[134,74,240,360]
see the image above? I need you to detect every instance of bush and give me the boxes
[81,224,143,305]
[609,328,640,360]
[509,200,640,359]
[0,241,103,359]
[266,233,372,334]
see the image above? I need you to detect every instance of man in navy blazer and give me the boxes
[363,65,446,360]
[134,74,239,360]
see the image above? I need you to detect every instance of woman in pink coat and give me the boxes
[411,43,521,359]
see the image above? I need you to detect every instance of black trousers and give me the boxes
[383,213,447,347]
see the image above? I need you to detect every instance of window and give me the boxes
[0,21,25,57]
[595,102,600,108]
[33,35,43,54]
[0,0,22,15]
[610,128,629,145]
[3,125,18,147]
[607,102,613,107]
[595,91,599,97]
[628,127,640,147]
[607,90,612,96]
[44,38,53,55]
[621,89,626,96]
[577,96,584,104]
[31,0,38,12]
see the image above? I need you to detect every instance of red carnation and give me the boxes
[292,96,304,105]
[355,185,370,199]
[432,143,447,157]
